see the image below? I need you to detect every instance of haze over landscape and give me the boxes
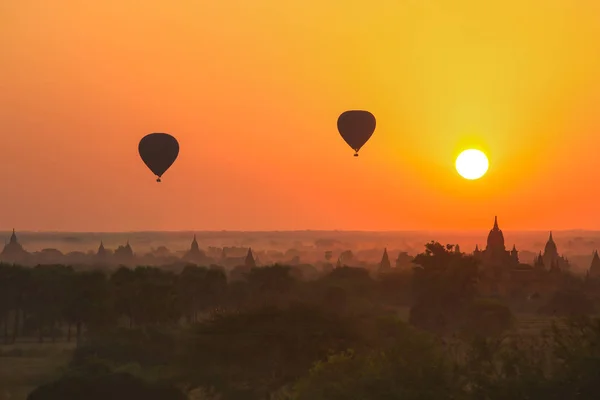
[4,1,600,399]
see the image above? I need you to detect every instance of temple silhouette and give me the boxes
[2,219,599,301]
[0,231,260,269]
[473,216,569,299]
[1,229,28,262]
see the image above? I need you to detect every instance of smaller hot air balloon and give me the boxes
[337,110,376,157]
[138,133,179,182]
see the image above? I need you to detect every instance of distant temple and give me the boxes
[0,229,29,262]
[395,251,413,269]
[474,217,565,298]
[541,232,570,271]
[218,247,250,268]
[474,216,520,268]
[245,248,256,269]
[96,241,107,260]
[587,250,600,279]
[114,241,134,264]
[182,235,209,264]
[533,251,545,271]
[473,216,520,295]
[379,248,391,272]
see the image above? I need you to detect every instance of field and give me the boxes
[0,342,75,400]
[515,314,560,335]
[0,314,572,400]
[393,306,561,334]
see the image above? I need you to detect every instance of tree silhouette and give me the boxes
[410,241,480,335]
[64,270,113,343]
[27,265,73,342]
[27,372,186,400]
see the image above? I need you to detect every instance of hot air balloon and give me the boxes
[138,133,179,182]
[337,110,376,157]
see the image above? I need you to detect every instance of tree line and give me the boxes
[1,257,418,346]
[1,242,594,344]
[2,242,599,399]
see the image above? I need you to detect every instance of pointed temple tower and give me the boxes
[477,216,519,267]
[183,234,207,264]
[379,248,391,272]
[534,251,545,271]
[96,241,107,261]
[245,248,256,268]
[510,245,519,263]
[542,232,569,271]
[114,240,134,264]
[589,250,600,279]
[0,229,28,261]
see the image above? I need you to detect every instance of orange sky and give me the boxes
[2,0,600,231]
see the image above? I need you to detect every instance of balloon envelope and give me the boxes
[138,133,179,182]
[337,110,376,156]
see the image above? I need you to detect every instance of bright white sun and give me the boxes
[455,149,489,180]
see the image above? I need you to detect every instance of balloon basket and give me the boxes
[354,153,359,157]
[156,178,162,183]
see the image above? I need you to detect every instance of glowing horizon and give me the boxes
[2,0,600,231]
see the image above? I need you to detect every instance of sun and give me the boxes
[455,149,489,180]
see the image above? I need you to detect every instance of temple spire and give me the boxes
[486,216,505,251]
[379,248,391,271]
[97,241,107,258]
[191,234,199,252]
[590,250,600,278]
[2,228,27,259]
[534,251,545,269]
[245,247,256,268]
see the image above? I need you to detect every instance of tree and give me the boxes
[178,265,228,323]
[27,265,73,342]
[539,290,595,317]
[292,321,464,400]
[178,265,209,323]
[27,372,186,400]
[130,267,180,326]
[548,316,600,399]
[338,250,354,265]
[110,267,137,327]
[64,270,113,343]
[245,265,297,308]
[0,263,24,344]
[409,242,479,335]
[376,269,412,306]
[70,327,177,369]
[178,304,362,400]
[461,299,514,339]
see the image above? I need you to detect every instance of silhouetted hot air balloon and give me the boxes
[138,133,179,182]
[337,110,376,157]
